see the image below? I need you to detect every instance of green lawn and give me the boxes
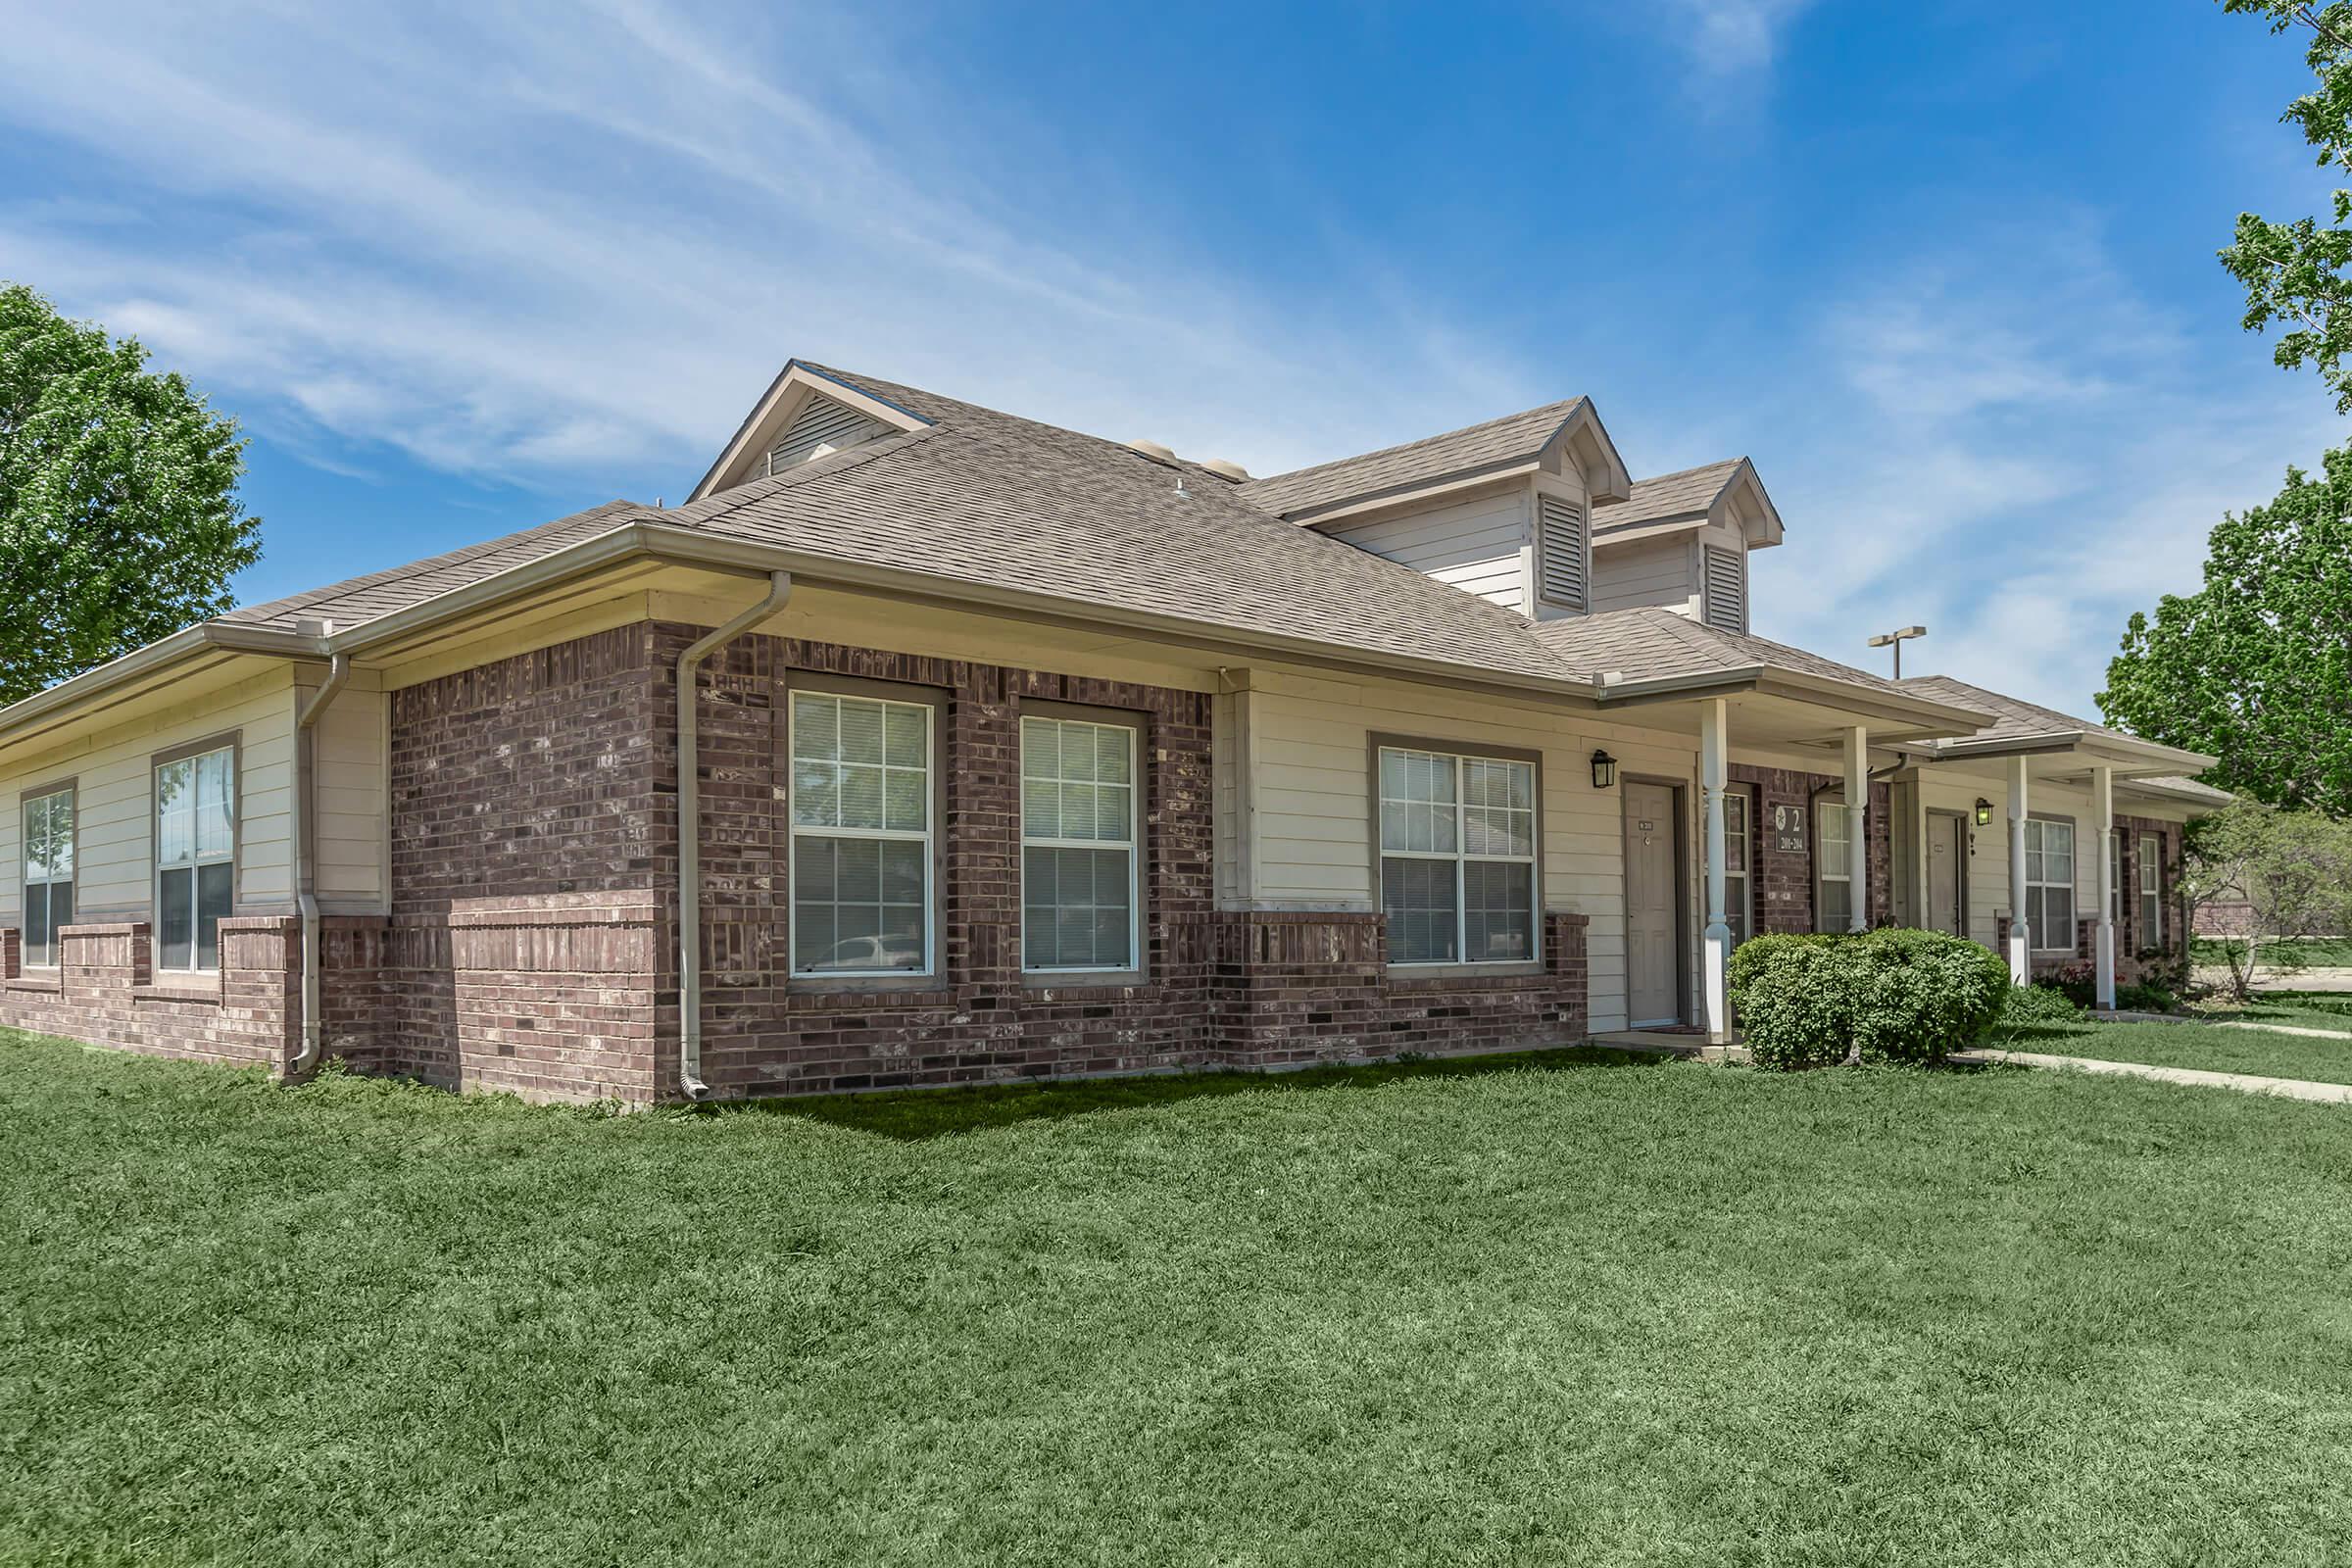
[8,1031,2352,1565]
[1993,1016,2352,1086]
[2194,935,2352,968]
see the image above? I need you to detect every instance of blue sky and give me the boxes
[0,0,2339,713]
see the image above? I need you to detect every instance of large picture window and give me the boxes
[2025,817,2076,954]
[1378,746,1538,966]
[788,691,932,977]
[1021,714,1140,973]
[22,787,74,968]
[2138,832,2163,944]
[1816,798,1851,933]
[155,747,235,971]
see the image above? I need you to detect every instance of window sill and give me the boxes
[784,985,956,1012]
[1023,974,1156,1001]
[4,974,62,995]
[1387,960,1547,988]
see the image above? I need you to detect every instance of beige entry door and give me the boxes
[1622,780,1684,1026]
[1925,810,1966,936]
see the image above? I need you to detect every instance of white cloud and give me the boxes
[1656,0,1820,80]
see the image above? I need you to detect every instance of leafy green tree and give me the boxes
[2180,803,2352,999]
[2219,3,2352,408]
[2099,447,2352,814]
[0,282,262,707]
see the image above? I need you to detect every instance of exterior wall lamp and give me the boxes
[1975,797,1994,827]
[1591,750,1618,790]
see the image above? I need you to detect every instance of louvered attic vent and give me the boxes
[1703,544,1746,633]
[765,394,887,476]
[1537,494,1589,612]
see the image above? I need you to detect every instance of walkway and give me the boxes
[1952,1047,2352,1104]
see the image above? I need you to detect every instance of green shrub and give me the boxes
[1997,984,2083,1026]
[1728,930,2011,1070]
[2114,981,2179,1013]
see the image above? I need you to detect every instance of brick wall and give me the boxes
[0,916,300,1072]
[1729,764,1893,935]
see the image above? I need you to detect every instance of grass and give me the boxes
[2194,935,2352,968]
[8,1032,2352,1565]
[1991,1017,2352,1086]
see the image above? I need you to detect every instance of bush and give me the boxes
[2114,981,2179,1013]
[1997,984,2083,1027]
[2046,958,2127,1009]
[1727,930,2012,1070]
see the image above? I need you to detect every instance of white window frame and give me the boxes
[785,690,936,981]
[154,744,237,973]
[1019,713,1143,976]
[22,785,74,969]
[2138,832,2163,944]
[1724,786,1753,946]
[1377,745,1542,967]
[2024,816,2077,955]
[1815,797,1852,934]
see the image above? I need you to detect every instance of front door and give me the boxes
[1925,810,1966,937]
[1623,780,1683,1026]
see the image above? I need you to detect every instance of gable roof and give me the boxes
[1530,606,1960,717]
[1592,457,1782,550]
[1895,675,2216,773]
[1234,395,1633,521]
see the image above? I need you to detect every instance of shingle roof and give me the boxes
[2132,775,2233,805]
[1592,459,1746,537]
[224,501,643,632]
[1233,398,1589,518]
[1531,606,1927,702]
[1895,675,2216,769]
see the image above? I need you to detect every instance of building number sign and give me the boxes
[1772,803,1807,855]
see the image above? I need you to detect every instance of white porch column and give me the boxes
[1700,699,1731,1045]
[2093,763,2116,1010]
[1842,725,1869,932]
[2007,755,2032,983]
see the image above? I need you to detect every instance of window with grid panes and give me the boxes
[1377,746,1538,964]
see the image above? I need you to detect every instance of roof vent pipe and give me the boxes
[677,570,793,1102]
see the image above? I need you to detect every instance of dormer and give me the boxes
[1590,458,1783,633]
[1235,397,1634,618]
[689,361,933,502]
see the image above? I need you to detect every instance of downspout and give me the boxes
[677,571,793,1102]
[291,645,351,1078]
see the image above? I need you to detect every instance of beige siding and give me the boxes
[1592,534,1697,616]
[1324,486,1530,612]
[1239,667,1700,1032]
[1,668,299,924]
[304,670,389,913]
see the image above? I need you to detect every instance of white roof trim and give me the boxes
[689,362,931,503]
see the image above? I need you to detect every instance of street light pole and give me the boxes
[1867,624,1927,679]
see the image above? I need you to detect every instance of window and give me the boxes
[2024,817,2076,954]
[1378,746,1538,965]
[1536,494,1589,612]
[1816,798,1852,933]
[22,787,74,968]
[1723,787,1753,945]
[2138,832,2163,943]
[788,691,932,977]
[155,747,235,971]
[1021,714,1140,972]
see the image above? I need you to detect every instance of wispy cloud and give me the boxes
[0,1,1544,501]
[1654,0,1820,80]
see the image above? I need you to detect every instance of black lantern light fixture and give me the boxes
[1591,749,1618,790]
[1974,797,1994,827]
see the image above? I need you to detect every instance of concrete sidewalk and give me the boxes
[1953,1047,2352,1104]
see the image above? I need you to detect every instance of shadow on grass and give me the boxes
[1973,1023,2100,1051]
[719,1045,1671,1141]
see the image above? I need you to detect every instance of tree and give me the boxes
[2180,803,2352,999]
[2218,3,2352,410]
[0,282,262,708]
[2099,446,2352,814]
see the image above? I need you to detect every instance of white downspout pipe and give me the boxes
[291,648,351,1078]
[677,571,793,1102]
[1699,698,1731,1046]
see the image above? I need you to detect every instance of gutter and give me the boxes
[291,644,350,1079]
[676,570,793,1102]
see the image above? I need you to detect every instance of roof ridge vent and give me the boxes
[1126,438,1176,465]
[1199,458,1250,481]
